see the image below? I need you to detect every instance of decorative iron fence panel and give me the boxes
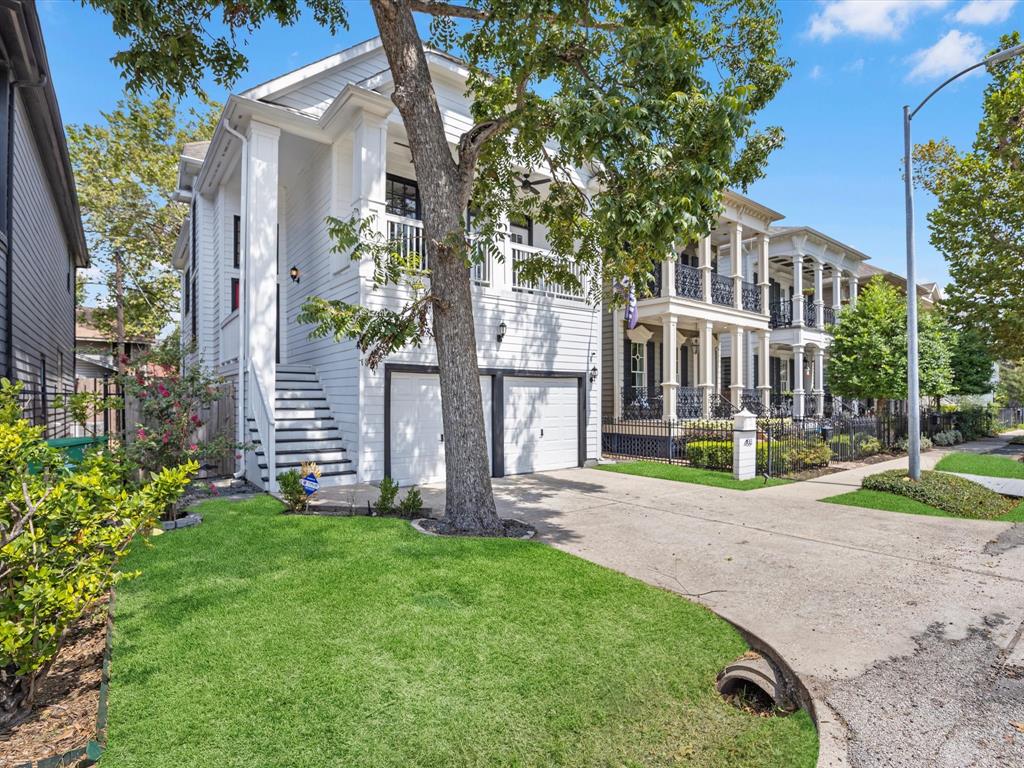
[621,385,663,420]
[711,273,733,306]
[741,281,761,313]
[675,262,703,300]
[769,298,793,328]
[602,417,733,470]
[676,386,703,419]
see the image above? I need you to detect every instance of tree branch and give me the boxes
[407,0,620,30]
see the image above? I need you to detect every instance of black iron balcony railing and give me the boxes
[769,298,793,328]
[648,266,662,298]
[740,388,765,415]
[741,281,761,313]
[710,393,737,418]
[711,273,733,306]
[823,306,837,326]
[770,393,794,417]
[675,263,703,300]
[676,386,703,419]
[803,296,817,328]
[622,385,663,419]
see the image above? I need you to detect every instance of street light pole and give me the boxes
[902,41,1024,481]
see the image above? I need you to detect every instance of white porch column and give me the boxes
[792,255,804,325]
[612,308,624,418]
[352,110,389,278]
[661,315,678,421]
[245,120,280,490]
[698,320,713,417]
[730,221,743,310]
[831,268,842,315]
[814,346,826,415]
[813,259,824,327]
[792,343,805,418]
[746,329,755,390]
[849,273,859,308]
[757,233,770,317]
[758,331,771,407]
[730,326,745,409]
[698,235,713,304]
[662,258,675,298]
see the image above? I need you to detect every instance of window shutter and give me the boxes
[191,202,197,269]
[681,347,689,387]
[753,354,759,388]
[233,215,240,268]
[623,336,631,394]
[646,341,655,389]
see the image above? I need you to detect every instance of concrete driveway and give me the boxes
[491,447,1024,767]
[316,439,1024,767]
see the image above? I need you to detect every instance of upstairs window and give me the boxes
[385,174,419,219]
[232,215,240,268]
[230,277,239,312]
[509,217,533,247]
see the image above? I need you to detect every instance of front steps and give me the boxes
[247,364,357,488]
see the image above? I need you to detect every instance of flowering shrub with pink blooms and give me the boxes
[120,343,242,476]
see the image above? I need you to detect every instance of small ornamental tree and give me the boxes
[88,0,791,535]
[996,360,1024,407]
[828,276,952,407]
[0,379,194,727]
[120,343,239,478]
[949,327,995,396]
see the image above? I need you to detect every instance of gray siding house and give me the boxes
[0,1,88,408]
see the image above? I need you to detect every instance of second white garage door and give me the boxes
[390,373,492,486]
[503,377,579,475]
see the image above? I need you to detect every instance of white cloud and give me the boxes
[810,64,825,79]
[842,58,866,73]
[808,0,949,42]
[906,29,986,80]
[954,0,1017,25]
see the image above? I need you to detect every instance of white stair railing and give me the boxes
[248,361,276,491]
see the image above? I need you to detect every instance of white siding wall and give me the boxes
[268,51,390,118]
[9,91,75,390]
[217,180,241,370]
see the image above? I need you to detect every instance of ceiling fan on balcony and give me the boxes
[519,174,552,196]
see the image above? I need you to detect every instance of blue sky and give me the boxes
[39,0,1023,289]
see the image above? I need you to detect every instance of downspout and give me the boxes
[223,122,248,479]
[4,68,49,381]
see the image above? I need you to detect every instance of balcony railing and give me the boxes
[387,215,428,272]
[741,281,761,313]
[711,273,733,306]
[803,296,817,328]
[512,245,586,300]
[676,386,703,419]
[648,265,662,299]
[675,263,703,300]
[770,298,793,328]
[823,306,837,326]
[622,385,663,419]
[740,388,765,415]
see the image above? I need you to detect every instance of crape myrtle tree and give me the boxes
[88,0,791,534]
[912,32,1024,359]
[828,276,953,409]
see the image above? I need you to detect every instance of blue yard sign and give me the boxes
[300,473,320,496]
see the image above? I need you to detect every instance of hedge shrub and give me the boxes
[861,469,1012,519]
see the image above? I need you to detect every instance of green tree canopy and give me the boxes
[913,32,1024,359]
[828,276,952,402]
[996,360,1024,407]
[68,94,218,343]
[86,0,791,533]
[949,326,994,396]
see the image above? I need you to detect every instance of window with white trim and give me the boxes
[630,342,645,390]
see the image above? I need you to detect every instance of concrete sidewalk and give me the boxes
[941,471,1024,497]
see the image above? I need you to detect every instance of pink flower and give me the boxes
[157,383,170,398]
[208,483,220,496]
[138,390,147,399]
[190,414,203,426]
[189,443,198,452]
[136,428,147,440]
[235,452,242,460]
[161,432,170,444]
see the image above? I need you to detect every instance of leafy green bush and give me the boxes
[0,379,194,727]
[375,476,400,514]
[858,436,881,456]
[397,486,423,518]
[862,469,1012,519]
[685,440,732,470]
[932,429,963,447]
[782,439,831,468]
[278,470,307,513]
[895,435,933,453]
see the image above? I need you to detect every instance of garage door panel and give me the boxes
[503,378,579,475]
[390,373,491,486]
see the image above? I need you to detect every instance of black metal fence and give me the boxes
[601,417,734,470]
[16,379,124,440]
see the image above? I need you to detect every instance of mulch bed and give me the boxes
[415,517,536,539]
[0,608,106,768]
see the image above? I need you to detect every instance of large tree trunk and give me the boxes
[0,664,36,730]
[371,0,502,534]
[114,249,126,377]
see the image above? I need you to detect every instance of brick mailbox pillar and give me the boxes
[732,409,758,481]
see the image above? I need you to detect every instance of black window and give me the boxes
[509,217,533,246]
[385,174,419,219]
[230,277,239,312]
[0,68,10,240]
[184,268,191,315]
[191,272,198,340]
[232,215,240,268]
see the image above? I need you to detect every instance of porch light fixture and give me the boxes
[902,41,1024,480]
[289,265,300,283]
[590,365,598,383]
[497,321,507,343]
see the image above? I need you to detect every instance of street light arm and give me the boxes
[908,60,988,120]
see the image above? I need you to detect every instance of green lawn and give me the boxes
[597,461,791,491]
[102,496,816,768]
[934,451,1024,480]
[823,488,1024,522]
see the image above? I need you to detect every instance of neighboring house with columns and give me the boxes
[172,37,601,491]
[602,207,869,422]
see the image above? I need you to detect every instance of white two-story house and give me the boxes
[172,38,601,491]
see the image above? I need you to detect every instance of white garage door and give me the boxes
[503,377,579,475]
[390,373,492,486]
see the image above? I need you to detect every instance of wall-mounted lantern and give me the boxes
[497,321,507,343]
[289,265,301,284]
[590,365,598,383]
